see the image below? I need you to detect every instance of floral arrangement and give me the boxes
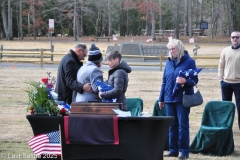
[25,72,71,116]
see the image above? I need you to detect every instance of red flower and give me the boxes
[30,110,34,114]
[42,78,48,83]
[60,108,67,114]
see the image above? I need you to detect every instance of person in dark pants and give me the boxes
[158,39,198,160]
[218,31,240,129]
[55,43,92,105]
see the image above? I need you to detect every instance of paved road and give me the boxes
[0,62,217,72]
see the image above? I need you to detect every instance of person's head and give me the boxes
[106,50,122,68]
[74,43,88,61]
[166,39,185,61]
[88,50,103,67]
[231,31,240,47]
[88,43,102,67]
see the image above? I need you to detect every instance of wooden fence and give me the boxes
[0,48,220,70]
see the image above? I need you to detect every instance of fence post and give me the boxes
[0,45,3,59]
[51,45,54,61]
[40,48,43,68]
[160,53,163,71]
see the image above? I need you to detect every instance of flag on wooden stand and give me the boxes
[189,37,194,43]
[168,36,172,41]
[146,38,152,42]
[113,35,118,41]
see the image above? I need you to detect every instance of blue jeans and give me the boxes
[221,81,240,129]
[165,102,190,156]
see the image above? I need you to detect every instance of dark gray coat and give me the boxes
[100,61,132,110]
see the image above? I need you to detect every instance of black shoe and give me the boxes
[178,155,188,160]
[164,152,178,157]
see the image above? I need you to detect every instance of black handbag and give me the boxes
[182,81,203,108]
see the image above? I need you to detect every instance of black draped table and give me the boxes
[26,115,174,160]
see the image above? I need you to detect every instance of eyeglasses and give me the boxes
[169,48,176,51]
[231,36,240,39]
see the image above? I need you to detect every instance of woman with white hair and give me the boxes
[158,39,199,160]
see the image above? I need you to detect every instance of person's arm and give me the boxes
[100,70,125,98]
[218,50,225,82]
[158,67,167,109]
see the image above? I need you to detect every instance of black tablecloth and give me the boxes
[26,115,174,160]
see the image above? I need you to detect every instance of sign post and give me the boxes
[49,19,54,52]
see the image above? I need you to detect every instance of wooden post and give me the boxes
[0,45,3,59]
[51,45,54,61]
[40,48,43,68]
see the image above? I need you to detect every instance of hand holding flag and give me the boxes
[94,78,117,102]
[172,68,202,96]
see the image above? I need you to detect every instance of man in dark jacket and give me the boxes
[55,43,92,105]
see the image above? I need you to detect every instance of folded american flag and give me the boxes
[28,131,61,156]
[93,78,117,102]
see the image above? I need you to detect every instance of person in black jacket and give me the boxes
[99,50,131,111]
[55,43,92,105]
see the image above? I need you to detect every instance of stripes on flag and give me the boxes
[28,131,61,156]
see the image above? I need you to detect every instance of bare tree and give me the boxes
[0,0,13,40]
[188,0,192,39]
[174,0,180,39]
[73,0,77,41]
[1,0,8,39]
[183,0,188,36]
[108,0,112,36]
[19,0,23,39]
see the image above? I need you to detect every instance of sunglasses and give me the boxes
[231,36,240,39]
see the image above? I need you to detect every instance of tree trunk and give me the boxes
[184,0,188,36]
[108,0,112,36]
[19,0,23,39]
[174,0,180,39]
[1,0,8,39]
[229,0,235,32]
[120,2,125,36]
[159,0,162,30]
[188,0,192,39]
[7,0,12,40]
[73,0,77,41]
[80,0,84,36]
[32,0,36,40]
[151,5,156,40]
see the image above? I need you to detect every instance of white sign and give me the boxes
[49,19,54,28]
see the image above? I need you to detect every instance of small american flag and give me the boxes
[146,38,152,42]
[28,131,61,156]
[113,35,117,41]
[189,37,194,43]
